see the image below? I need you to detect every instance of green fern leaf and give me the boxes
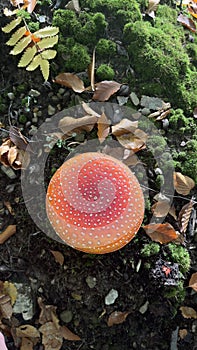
[6,26,27,46]
[40,59,49,81]
[10,35,32,55]
[34,26,59,38]
[40,49,57,60]
[26,54,42,71]
[2,17,22,33]
[37,36,58,50]
[18,46,37,67]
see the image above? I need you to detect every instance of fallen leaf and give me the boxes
[173,172,195,195]
[151,201,171,217]
[188,3,197,18]
[179,329,188,339]
[111,119,138,137]
[116,128,147,152]
[107,311,130,327]
[93,81,121,101]
[177,13,196,32]
[4,201,15,215]
[39,321,63,350]
[189,272,197,292]
[180,306,197,319]
[65,0,80,12]
[27,0,37,13]
[0,139,30,170]
[97,112,110,143]
[0,295,13,319]
[9,126,31,152]
[3,281,17,305]
[146,0,160,18]
[81,102,101,118]
[143,223,178,244]
[50,251,64,266]
[178,199,194,233]
[0,225,16,244]
[58,115,97,136]
[16,325,40,339]
[20,337,34,350]
[193,106,197,118]
[60,325,81,341]
[38,297,57,325]
[54,73,85,93]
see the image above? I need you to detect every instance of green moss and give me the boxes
[167,243,190,274]
[27,21,39,32]
[19,115,27,124]
[169,109,191,133]
[186,43,197,67]
[141,242,160,257]
[96,38,116,59]
[147,135,167,156]
[123,19,197,113]
[164,281,186,303]
[96,64,115,80]
[172,140,197,183]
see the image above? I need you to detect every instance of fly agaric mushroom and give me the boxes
[46,152,144,254]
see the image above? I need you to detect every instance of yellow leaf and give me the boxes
[18,46,37,67]
[3,281,17,305]
[26,54,42,71]
[34,26,59,38]
[6,26,26,46]
[37,36,58,50]
[40,58,49,81]
[10,35,32,55]
[40,49,57,60]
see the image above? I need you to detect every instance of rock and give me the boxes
[60,310,73,323]
[130,92,139,106]
[117,96,129,106]
[1,166,16,179]
[105,288,118,305]
[13,282,35,320]
[29,89,40,97]
[48,104,56,116]
[139,301,149,314]
[141,107,150,116]
[86,276,97,288]
[140,95,163,110]
[7,92,15,100]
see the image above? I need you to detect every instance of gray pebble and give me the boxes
[7,92,15,100]
[60,310,73,323]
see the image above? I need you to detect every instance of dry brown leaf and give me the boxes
[173,172,195,195]
[146,0,160,17]
[180,306,197,319]
[0,294,13,319]
[39,322,63,350]
[179,329,188,340]
[143,223,178,244]
[16,325,40,339]
[20,337,34,350]
[60,325,81,341]
[26,0,37,13]
[177,13,196,32]
[50,251,64,266]
[0,139,30,170]
[9,126,31,152]
[188,272,197,292]
[193,106,197,118]
[111,119,138,137]
[168,205,177,220]
[58,115,97,136]
[107,311,130,327]
[65,0,80,12]
[178,200,194,233]
[97,112,110,143]
[116,128,147,152]
[38,297,57,325]
[93,81,121,101]
[0,225,16,244]
[151,201,171,218]
[81,102,101,118]
[54,73,85,93]
[4,201,15,216]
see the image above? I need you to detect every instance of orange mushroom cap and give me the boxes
[46,152,144,254]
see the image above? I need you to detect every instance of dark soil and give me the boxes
[0,1,197,350]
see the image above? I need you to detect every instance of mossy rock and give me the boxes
[96,64,115,80]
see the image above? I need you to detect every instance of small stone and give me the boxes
[117,96,128,106]
[139,301,149,314]
[29,89,40,97]
[180,141,186,147]
[130,92,139,106]
[48,104,56,116]
[60,310,73,323]
[86,276,97,288]
[140,95,163,110]
[141,107,150,116]
[155,168,163,175]
[7,92,15,100]
[58,88,65,95]
[13,282,35,320]
[105,289,118,305]
[29,125,38,136]
[32,116,38,123]
[1,166,16,179]
[162,118,169,130]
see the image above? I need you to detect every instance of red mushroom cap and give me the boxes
[46,152,144,254]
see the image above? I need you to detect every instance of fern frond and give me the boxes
[18,46,37,67]
[26,54,42,71]
[6,26,26,46]
[10,35,32,55]
[41,49,57,60]
[40,59,49,81]
[37,36,58,50]
[34,26,59,38]
[2,17,22,33]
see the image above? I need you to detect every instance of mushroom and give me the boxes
[46,152,144,254]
